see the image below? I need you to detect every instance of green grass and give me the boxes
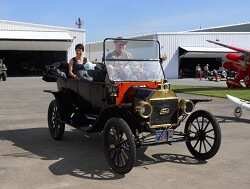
[171,85,250,100]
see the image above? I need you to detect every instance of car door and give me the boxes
[89,82,108,110]
[77,79,92,110]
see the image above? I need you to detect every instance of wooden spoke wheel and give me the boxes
[185,110,221,160]
[103,117,136,174]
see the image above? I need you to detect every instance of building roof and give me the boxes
[0,31,73,51]
[0,19,86,32]
[188,22,250,32]
[180,46,236,58]
[86,31,250,44]
[0,30,73,41]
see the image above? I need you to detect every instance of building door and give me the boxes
[0,50,67,76]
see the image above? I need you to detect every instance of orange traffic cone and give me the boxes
[199,71,202,80]
[215,70,219,82]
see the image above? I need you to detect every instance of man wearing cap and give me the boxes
[105,37,135,80]
[106,37,133,60]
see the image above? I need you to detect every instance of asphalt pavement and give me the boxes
[169,78,228,87]
[0,77,250,189]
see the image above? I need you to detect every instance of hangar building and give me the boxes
[0,19,86,76]
[86,22,250,79]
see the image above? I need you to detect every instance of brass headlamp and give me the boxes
[135,101,153,118]
[179,99,194,114]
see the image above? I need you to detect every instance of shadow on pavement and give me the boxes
[215,115,250,124]
[136,147,206,167]
[0,127,206,179]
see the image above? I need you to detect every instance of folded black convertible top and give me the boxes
[42,61,69,82]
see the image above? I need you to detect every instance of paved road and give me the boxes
[169,78,228,87]
[0,77,250,189]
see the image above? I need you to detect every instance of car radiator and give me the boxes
[149,99,178,127]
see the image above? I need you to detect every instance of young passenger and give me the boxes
[68,44,89,79]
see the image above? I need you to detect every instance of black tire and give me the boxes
[103,117,136,174]
[48,100,65,140]
[184,110,221,160]
[2,73,6,81]
[208,78,213,81]
[234,107,242,118]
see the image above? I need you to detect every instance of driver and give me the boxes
[106,37,132,60]
[106,37,133,72]
[106,37,143,80]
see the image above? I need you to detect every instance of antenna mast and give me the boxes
[76,17,83,29]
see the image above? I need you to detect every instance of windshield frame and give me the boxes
[103,38,161,62]
[102,38,165,82]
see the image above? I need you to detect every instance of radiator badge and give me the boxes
[160,108,169,115]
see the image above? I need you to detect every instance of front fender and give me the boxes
[90,104,141,133]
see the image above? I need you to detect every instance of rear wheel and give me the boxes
[234,107,242,118]
[184,110,221,160]
[48,100,65,140]
[103,117,136,174]
[2,73,6,81]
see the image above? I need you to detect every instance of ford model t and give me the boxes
[44,38,221,174]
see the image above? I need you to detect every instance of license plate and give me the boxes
[167,129,173,141]
[155,129,173,142]
[155,130,166,142]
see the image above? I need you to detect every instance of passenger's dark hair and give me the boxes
[75,43,84,51]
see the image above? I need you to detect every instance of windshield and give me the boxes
[103,39,164,81]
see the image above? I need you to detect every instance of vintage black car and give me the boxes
[43,38,221,174]
[206,67,237,81]
[217,67,237,79]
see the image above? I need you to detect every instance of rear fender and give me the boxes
[90,105,141,133]
[44,90,75,121]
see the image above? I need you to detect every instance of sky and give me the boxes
[0,0,250,43]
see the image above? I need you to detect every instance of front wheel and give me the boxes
[48,100,65,140]
[184,110,221,160]
[103,117,136,174]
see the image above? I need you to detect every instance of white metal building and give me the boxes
[86,32,250,79]
[0,19,86,76]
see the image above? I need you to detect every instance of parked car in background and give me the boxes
[206,67,237,81]
[217,67,227,78]
[206,69,220,81]
[217,67,237,79]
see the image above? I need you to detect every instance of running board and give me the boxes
[59,119,93,133]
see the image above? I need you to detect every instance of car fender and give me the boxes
[44,89,74,120]
[90,104,141,133]
[43,89,68,104]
